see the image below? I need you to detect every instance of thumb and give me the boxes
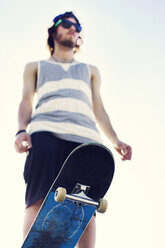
[114,145,123,156]
[122,145,127,154]
[27,135,32,148]
[23,134,32,148]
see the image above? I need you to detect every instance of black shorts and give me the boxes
[24,131,82,208]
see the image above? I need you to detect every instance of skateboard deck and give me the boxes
[21,142,115,248]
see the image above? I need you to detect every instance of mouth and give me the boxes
[67,31,75,37]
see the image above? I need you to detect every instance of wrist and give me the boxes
[15,129,26,136]
[111,134,119,145]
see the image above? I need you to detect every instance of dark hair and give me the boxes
[47,11,83,55]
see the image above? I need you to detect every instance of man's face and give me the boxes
[54,17,80,48]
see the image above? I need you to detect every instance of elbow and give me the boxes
[93,108,105,122]
[19,99,33,116]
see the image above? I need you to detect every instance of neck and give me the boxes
[52,46,74,63]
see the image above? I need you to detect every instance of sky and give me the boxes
[0,0,165,247]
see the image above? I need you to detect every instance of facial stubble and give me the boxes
[55,33,76,48]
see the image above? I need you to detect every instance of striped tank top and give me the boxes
[29,60,102,144]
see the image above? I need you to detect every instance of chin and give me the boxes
[61,40,76,48]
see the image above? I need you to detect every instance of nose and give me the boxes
[69,24,76,32]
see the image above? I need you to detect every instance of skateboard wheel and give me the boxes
[55,187,67,203]
[97,198,108,213]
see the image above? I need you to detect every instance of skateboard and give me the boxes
[21,142,115,248]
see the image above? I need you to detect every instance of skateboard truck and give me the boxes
[72,183,90,195]
[55,186,108,213]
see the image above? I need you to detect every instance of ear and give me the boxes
[76,36,83,46]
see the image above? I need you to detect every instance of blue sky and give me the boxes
[0,1,165,247]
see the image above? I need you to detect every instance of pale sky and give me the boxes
[0,1,165,247]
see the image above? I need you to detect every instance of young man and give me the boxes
[15,11,132,248]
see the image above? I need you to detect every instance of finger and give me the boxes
[20,141,30,151]
[15,140,22,152]
[15,139,29,153]
[22,140,28,147]
[20,135,32,149]
[122,151,132,161]
[126,147,132,160]
[15,143,27,153]
[26,136,32,148]
[18,135,32,149]
[115,146,123,156]
[122,144,131,155]
[22,140,31,149]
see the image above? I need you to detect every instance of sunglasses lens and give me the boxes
[61,19,81,33]
[61,20,71,29]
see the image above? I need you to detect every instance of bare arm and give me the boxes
[15,62,37,153]
[90,65,132,161]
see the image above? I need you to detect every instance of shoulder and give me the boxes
[88,64,101,88]
[88,64,100,80]
[23,62,38,90]
[24,61,38,75]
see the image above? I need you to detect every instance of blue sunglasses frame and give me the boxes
[54,19,82,33]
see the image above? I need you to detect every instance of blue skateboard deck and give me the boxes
[22,191,96,248]
[21,143,115,248]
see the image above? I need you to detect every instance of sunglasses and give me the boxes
[55,19,82,33]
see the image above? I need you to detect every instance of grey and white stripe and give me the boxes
[29,60,102,144]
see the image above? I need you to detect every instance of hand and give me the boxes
[15,132,32,153]
[113,139,132,161]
